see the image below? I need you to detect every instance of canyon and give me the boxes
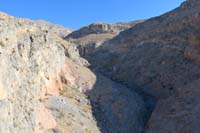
[0,0,200,132]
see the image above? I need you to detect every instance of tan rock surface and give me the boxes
[0,12,147,133]
[0,12,100,133]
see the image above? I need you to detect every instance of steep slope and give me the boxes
[0,12,100,133]
[65,20,144,56]
[92,0,200,97]
[87,0,200,132]
[87,73,147,133]
[0,12,148,133]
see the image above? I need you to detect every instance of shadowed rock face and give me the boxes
[86,73,148,133]
[85,0,200,132]
[145,79,200,133]
[91,0,200,98]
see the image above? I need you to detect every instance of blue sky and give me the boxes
[0,0,185,29]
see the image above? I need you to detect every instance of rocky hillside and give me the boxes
[0,12,147,133]
[65,20,144,56]
[66,20,144,39]
[0,12,100,133]
[86,0,200,132]
[1,0,200,132]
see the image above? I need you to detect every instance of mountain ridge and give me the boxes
[1,0,200,132]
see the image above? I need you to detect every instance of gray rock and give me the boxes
[0,12,99,133]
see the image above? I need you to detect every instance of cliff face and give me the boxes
[1,0,200,132]
[0,12,100,133]
[0,12,147,133]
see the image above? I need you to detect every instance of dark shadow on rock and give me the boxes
[85,71,156,133]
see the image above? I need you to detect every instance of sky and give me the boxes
[0,0,185,30]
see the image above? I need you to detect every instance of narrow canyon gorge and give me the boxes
[0,0,200,133]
